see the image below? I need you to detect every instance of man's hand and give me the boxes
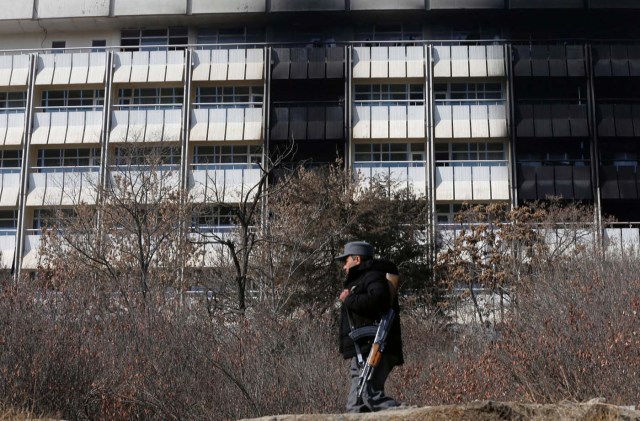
[339,288,350,302]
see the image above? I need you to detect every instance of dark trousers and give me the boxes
[346,353,400,413]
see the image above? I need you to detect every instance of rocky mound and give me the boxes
[240,399,640,421]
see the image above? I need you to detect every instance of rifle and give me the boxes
[354,308,396,400]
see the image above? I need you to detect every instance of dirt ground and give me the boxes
[240,399,640,421]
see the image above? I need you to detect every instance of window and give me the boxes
[92,40,106,52]
[435,142,506,165]
[434,83,503,103]
[354,143,425,162]
[354,84,424,104]
[117,88,183,109]
[51,41,66,53]
[121,27,188,51]
[41,90,104,111]
[0,92,26,109]
[33,208,76,232]
[36,148,101,170]
[0,210,17,232]
[197,27,265,46]
[435,203,466,224]
[195,86,263,108]
[0,149,21,172]
[193,206,236,233]
[354,24,422,42]
[193,145,262,166]
[114,146,180,167]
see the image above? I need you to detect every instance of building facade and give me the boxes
[0,0,639,273]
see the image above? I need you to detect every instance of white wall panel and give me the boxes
[130,51,150,83]
[113,0,186,16]
[451,46,470,77]
[0,114,7,144]
[83,111,103,144]
[434,105,452,138]
[388,47,406,78]
[490,166,509,200]
[26,173,48,206]
[352,47,371,79]
[470,105,489,138]
[389,105,407,138]
[190,109,209,140]
[454,166,473,200]
[192,50,211,81]
[352,106,371,138]
[5,113,24,145]
[210,49,229,80]
[488,105,507,137]
[109,110,129,143]
[407,105,425,138]
[0,56,12,86]
[21,234,40,270]
[69,52,89,84]
[87,52,107,84]
[66,111,85,144]
[0,233,15,269]
[371,106,389,138]
[472,166,491,200]
[226,108,244,140]
[435,167,454,200]
[245,48,264,80]
[52,53,72,85]
[244,107,262,140]
[487,45,506,77]
[0,172,20,206]
[469,45,488,77]
[9,55,29,86]
[113,52,132,83]
[163,109,182,141]
[621,228,640,253]
[228,49,247,80]
[371,47,388,78]
[605,228,623,251]
[406,46,425,77]
[408,166,426,196]
[452,105,471,138]
[166,50,184,81]
[31,113,51,145]
[35,54,55,85]
[47,111,68,144]
[144,110,163,142]
[125,110,146,142]
[148,51,167,82]
[208,109,226,140]
[433,46,451,78]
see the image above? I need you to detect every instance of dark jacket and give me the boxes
[339,259,404,365]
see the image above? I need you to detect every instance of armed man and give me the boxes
[336,240,405,413]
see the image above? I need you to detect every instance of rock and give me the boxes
[239,400,640,421]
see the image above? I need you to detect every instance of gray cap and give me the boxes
[335,241,375,261]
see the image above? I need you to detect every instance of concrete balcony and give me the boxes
[597,103,640,137]
[353,103,425,139]
[190,106,262,141]
[513,44,586,77]
[517,164,593,201]
[189,163,261,203]
[31,108,103,145]
[434,101,507,139]
[354,161,426,196]
[352,45,425,79]
[113,50,185,84]
[435,162,510,201]
[605,227,640,255]
[26,168,100,206]
[0,230,16,269]
[192,48,264,81]
[272,46,344,79]
[35,51,107,86]
[110,106,182,143]
[516,102,588,138]
[432,44,506,78]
